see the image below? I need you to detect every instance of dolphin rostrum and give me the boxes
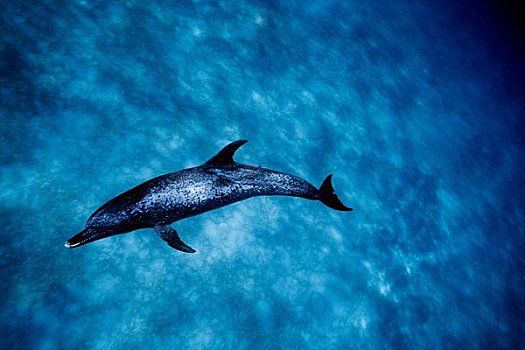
[65,140,352,253]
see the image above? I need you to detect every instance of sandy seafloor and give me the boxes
[1,1,524,349]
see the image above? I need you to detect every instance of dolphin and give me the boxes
[65,140,352,253]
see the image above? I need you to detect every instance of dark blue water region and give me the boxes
[1,1,524,349]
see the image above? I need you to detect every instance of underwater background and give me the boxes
[1,0,524,349]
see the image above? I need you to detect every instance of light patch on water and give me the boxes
[300,90,316,105]
[272,274,300,300]
[251,91,265,105]
[346,304,372,336]
[192,26,203,37]
[328,227,343,242]
[363,260,393,297]
[167,134,184,150]
[332,301,371,335]
[137,167,154,180]
[240,276,256,293]
[215,130,242,149]
[357,314,368,330]
[308,273,328,294]
[255,15,265,25]
[203,210,256,261]
[94,272,120,294]
[437,187,464,236]
[378,280,391,296]
[260,199,285,231]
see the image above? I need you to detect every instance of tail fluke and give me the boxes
[319,174,353,211]
[65,228,113,248]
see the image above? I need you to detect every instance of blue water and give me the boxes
[1,1,524,349]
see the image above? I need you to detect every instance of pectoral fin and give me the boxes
[154,225,196,253]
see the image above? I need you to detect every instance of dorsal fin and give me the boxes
[204,140,248,166]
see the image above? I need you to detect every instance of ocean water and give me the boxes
[1,1,524,349]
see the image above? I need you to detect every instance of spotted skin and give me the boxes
[87,165,319,231]
[66,140,351,253]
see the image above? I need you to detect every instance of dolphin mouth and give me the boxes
[65,229,91,248]
[65,228,108,248]
[64,240,83,249]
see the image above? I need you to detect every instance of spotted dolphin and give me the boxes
[65,140,352,253]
